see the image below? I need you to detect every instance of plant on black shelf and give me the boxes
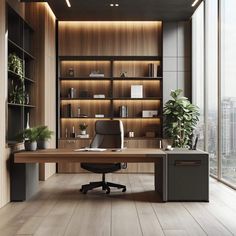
[9,80,25,104]
[8,53,24,82]
[163,89,200,148]
[79,123,88,135]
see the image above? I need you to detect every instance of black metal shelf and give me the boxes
[8,70,35,83]
[8,39,35,60]
[8,103,36,108]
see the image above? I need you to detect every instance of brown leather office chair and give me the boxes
[80,120,126,194]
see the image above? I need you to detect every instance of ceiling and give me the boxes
[22,0,202,21]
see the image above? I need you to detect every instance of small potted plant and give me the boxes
[19,127,39,151]
[36,125,54,149]
[79,123,88,135]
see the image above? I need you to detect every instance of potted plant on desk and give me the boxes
[36,125,54,149]
[18,127,39,151]
[163,89,200,148]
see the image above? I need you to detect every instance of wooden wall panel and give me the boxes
[25,3,57,180]
[59,21,162,56]
[0,0,7,208]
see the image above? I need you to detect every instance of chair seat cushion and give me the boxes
[81,163,121,173]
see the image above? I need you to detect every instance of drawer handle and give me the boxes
[175,160,201,166]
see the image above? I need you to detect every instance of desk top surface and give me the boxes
[14,148,166,163]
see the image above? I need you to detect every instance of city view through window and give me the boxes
[193,0,236,187]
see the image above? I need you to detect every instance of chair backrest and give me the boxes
[90,120,124,149]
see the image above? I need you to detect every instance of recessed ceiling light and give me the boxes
[110,3,114,7]
[115,3,119,7]
[65,0,71,8]
[191,0,200,7]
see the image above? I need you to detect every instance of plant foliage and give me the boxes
[18,127,39,142]
[36,126,54,141]
[79,123,88,131]
[8,53,24,82]
[163,89,200,148]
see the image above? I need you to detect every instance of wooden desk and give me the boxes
[14,148,167,201]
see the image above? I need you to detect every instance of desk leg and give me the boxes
[155,156,167,202]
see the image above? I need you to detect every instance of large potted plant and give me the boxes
[36,125,54,149]
[163,89,200,148]
[19,127,39,151]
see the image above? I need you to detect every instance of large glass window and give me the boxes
[206,0,218,176]
[192,2,205,150]
[220,0,236,185]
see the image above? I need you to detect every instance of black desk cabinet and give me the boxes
[166,149,209,201]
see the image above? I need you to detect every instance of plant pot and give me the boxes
[24,141,37,151]
[37,140,49,149]
[80,130,86,135]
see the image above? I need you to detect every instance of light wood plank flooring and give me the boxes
[0,173,236,236]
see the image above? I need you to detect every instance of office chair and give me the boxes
[80,120,127,194]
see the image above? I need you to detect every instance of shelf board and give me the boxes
[8,103,36,108]
[8,39,35,60]
[114,116,162,119]
[61,117,162,120]
[59,137,161,141]
[112,77,162,80]
[59,77,112,81]
[61,117,110,119]
[113,97,162,100]
[59,55,162,61]
[60,98,112,101]
[59,76,162,81]
[8,70,35,83]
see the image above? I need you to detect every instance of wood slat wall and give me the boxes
[25,3,57,180]
[59,21,162,56]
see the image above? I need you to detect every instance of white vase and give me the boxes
[80,130,86,135]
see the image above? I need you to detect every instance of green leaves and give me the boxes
[164,89,200,148]
[16,126,53,142]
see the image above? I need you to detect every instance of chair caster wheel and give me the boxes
[122,187,126,192]
[106,188,110,194]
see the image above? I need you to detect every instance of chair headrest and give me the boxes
[95,120,123,135]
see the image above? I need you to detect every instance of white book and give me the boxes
[131,85,143,98]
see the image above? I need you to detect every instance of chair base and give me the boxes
[80,174,126,194]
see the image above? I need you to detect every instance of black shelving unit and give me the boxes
[7,5,36,142]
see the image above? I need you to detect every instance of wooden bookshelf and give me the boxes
[58,56,163,140]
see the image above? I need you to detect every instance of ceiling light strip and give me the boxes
[191,0,200,7]
[65,0,71,8]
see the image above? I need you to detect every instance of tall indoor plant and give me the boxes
[163,89,200,148]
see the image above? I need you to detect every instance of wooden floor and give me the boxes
[0,174,236,236]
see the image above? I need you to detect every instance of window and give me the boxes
[206,0,218,176]
[192,2,205,151]
[220,0,236,186]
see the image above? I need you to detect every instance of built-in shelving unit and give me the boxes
[7,6,36,143]
[58,56,163,139]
